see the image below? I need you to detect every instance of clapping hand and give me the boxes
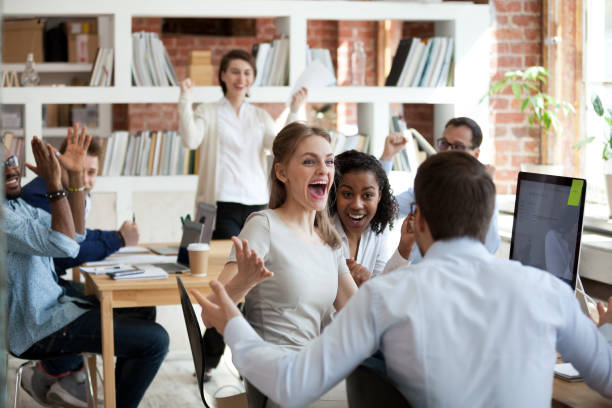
[591,297,612,328]
[232,236,274,289]
[26,136,62,191]
[290,87,308,113]
[398,214,416,260]
[191,282,242,335]
[346,259,371,287]
[381,132,408,162]
[181,78,194,93]
[58,123,92,174]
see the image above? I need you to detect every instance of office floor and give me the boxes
[8,350,348,407]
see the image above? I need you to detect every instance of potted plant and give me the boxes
[486,66,575,174]
[574,94,612,217]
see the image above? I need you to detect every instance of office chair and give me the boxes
[177,276,211,408]
[346,364,412,408]
[11,352,97,408]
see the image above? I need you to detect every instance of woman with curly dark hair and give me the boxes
[329,149,399,286]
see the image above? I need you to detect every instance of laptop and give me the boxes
[195,202,217,244]
[509,172,586,290]
[138,220,205,274]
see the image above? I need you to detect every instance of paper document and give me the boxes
[81,264,135,274]
[113,265,168,280]
[116,246,150,254]
[554,363,583,381]
[85,254,177,266]
[288,60,336,105]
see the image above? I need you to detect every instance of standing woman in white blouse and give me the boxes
[178,49,306,376]
[178,49,307,239]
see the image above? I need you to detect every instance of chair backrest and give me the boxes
[346,364,411,408]
[176,276,210,408]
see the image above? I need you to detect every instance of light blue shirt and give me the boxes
[5,198,88,355]
[379,159,500,260]
[225,238,612,407]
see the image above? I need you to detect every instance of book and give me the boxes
[436,37,454,87]
[385,38,412,86]
[131,31,177,87]
[399,39,424,87]
[413,38,434,87]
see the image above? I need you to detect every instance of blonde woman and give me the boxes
[194,122,357,407]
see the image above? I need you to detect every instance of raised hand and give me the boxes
[381,132,408,162]
[26,136,62,192]
[119,221,139,246]
[398,214,416,260]
[290,87,308,113]
[181,78,194,93]
[191,281,242,334]
[58,123,92,174]
[346,259,371,287]
[594,297,612,328]
[232,236,274,289]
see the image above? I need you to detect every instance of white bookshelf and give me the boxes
[2,0,490,233]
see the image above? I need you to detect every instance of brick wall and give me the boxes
[490,0,543,194]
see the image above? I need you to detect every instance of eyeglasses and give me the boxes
[436,138,474,152]
[1,155,19,169]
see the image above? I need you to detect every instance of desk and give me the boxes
[82,240,233,408]
[552,376,612,407]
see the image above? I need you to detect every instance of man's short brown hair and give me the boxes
[414,151,495,243]
[59,136,102,159]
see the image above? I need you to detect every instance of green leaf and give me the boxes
[603,144,612,161]
[592,95,604,117]
[512,83,522,101]
[573,137,596,149]
[521,98,530,112]
[605,116,612,127]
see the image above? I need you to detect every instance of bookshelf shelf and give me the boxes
[2,0,490,234]
[1,63,93,73]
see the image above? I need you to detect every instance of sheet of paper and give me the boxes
[288,60,336,105]
[80,264,135,274]
[112,265,168,280]
[116,246,150,254]
[85,254,177,266]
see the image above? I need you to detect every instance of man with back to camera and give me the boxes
[192,151,612,407]
[21,135,140,276]
[3,124,168,408]
[379,116,500,265]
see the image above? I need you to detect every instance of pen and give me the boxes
[132,213,136,223]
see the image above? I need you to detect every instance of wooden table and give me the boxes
[82,240,233,408]
[552,375,612,407]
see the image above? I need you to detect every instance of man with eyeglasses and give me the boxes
[3,126,168,408]
[379,116,500,265]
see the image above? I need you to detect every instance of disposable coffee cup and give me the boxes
[188,243,210,276]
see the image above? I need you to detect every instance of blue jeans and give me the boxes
[19,307,169,408]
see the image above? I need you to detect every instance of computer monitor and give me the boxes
[509,172,586,289]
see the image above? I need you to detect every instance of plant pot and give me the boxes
[520,163,565,176]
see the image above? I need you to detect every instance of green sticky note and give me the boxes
[567,179,584,206]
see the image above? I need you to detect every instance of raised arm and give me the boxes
[178,78,207,149]
[57,123,91,235]
[26,136,75,239]
[194,279,381,408]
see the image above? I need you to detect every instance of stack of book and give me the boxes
[252,37,290,86]
[99,131,199,176]
[188,50,213,86]
[306,47,336,85]
[385,37,454,87]
[89,48,114,86]
[131,32,179,86]
[330,132,370,155]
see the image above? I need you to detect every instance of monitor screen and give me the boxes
[509,172,586,289]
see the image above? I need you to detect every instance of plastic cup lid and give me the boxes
[187,243,210,251]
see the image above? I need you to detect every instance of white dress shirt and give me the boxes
[216,97,269,204]
[334,214,392,277]
[225,238,612,408]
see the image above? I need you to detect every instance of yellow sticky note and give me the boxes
[568,179,584,206]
